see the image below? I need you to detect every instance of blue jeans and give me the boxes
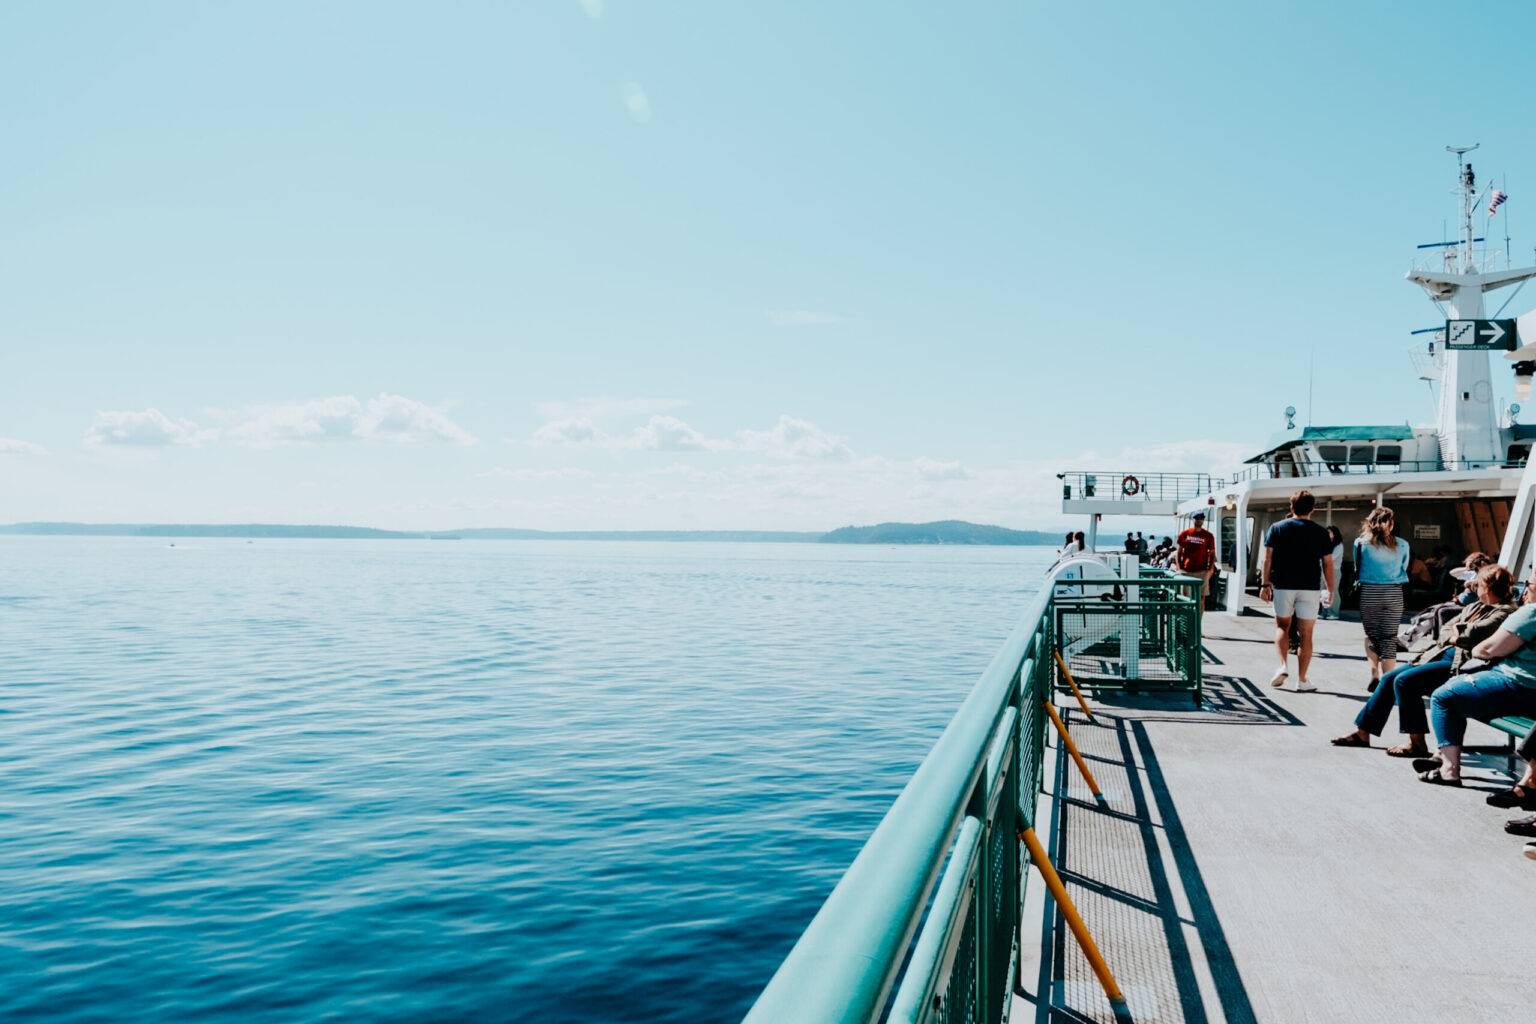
[1354,648,1454,736]
[1428,669,1536,748]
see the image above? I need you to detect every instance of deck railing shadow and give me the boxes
[1203,631,1369,664]
[1085,674,1302,728]
[1025,709,1261,1024]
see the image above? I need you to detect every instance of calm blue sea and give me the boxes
[0,537,1053,1023]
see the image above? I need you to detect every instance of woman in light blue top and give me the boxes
[1355,507,1410,689]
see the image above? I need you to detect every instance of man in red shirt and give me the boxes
[1175,511,1216,606]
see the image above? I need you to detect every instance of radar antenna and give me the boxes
[1448,144,1482,271]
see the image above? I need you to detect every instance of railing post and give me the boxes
[1018,826,1132,1022]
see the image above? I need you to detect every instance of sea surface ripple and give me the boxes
[0,537,1052,1022]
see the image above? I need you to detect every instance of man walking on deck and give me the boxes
[1260,490,1336,692]
[1175,513,1216,606]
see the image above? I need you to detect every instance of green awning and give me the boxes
[1244,425,1415,463]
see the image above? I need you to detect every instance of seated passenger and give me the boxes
[1419,576,1536,785]
[1499,723,1536,859]
[1493,721,1536,817]
[1332,565,1516,756]
[1398,552,1492,649]
[1408,555,1432,588]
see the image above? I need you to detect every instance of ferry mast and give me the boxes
[1407,145,1536,467]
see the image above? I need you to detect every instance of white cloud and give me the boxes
[532,416,609,446]
[230,396,361,445]
[533,397,684,421]
[528,410,853,462]
[529,410,728,454]
[629,415,717,452]
[737,415,853,462]
[85,408,214,448]
[0,437,46,456]
[578,0,604,17]
[622,82,652,123]
[477,466,598,481]
[767,310,853,327]
[914,456,971,481]
[231,394,475,447]
[360,393,476,445]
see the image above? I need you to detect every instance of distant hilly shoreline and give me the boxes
[0,520,1062,546]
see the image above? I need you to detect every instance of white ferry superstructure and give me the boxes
[1060,146,1536,613]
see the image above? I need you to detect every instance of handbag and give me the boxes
[1343,541,1362,601]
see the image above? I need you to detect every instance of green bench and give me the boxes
[1485,715,1536,773]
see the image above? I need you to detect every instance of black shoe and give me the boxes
[1367,678,1380,693]
[1506,815,1536,838]
[1411,756,1444,773]
[1487,786,1536,811]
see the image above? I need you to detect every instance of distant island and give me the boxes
[819,520,1061,545]
[0,520,1060,546]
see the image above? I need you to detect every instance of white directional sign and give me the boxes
[1445,318,1517,351]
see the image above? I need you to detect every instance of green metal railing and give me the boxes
[742,571,1203,1024]
[1228,457,1528,482]
[1056,571,1203,705]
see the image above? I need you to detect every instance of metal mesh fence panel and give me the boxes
[1053,587,1201,701]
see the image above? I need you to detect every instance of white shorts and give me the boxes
[1273,588,1321,621]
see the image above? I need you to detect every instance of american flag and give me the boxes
[1489,189,1509,216]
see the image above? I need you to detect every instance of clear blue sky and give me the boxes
[4,1,1536,530]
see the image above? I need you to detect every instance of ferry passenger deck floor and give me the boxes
[1014,611,1535,1024]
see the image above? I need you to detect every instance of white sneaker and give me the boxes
[1294,680,1317,693]
[1269,666,1289,688]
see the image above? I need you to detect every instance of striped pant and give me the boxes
[1358,582,1404,660]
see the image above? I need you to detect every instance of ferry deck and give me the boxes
[1014,606,1536,1024]
[743,152,1536,1024]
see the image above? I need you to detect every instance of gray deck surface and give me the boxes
[1014,611,1534,1024]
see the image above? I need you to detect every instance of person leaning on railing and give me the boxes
[1417,576,1536,789]
[1330,564,1516,758]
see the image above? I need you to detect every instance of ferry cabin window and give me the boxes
[1348,445,1374,469]
[1509,444,1531,467]
[1219,514,1237,566]
[1377,445,1402,468]
[1272,451,1299,477]
[1318,444,1347,472]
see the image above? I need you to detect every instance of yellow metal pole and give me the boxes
[1044,700,1107,808]
[1020,826,1132,1021]
[1053,648,1094,720]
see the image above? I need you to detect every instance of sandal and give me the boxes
[1411,756,1444,773]
[1506,815,1536,838]
[1330,733,1370,748]
[1385,743,1430,758]
[1418,769,1462,786]
[1487,786,1536,811]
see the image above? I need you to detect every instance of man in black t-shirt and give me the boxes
[1260,489,1336,691]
